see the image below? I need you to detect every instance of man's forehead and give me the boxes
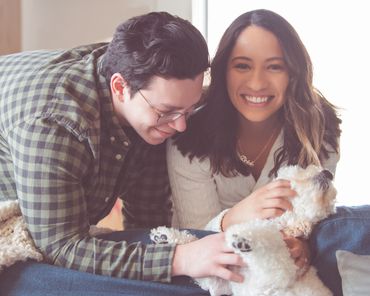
[145,74,204,107]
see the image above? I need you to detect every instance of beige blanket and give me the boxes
[0,200,43,272]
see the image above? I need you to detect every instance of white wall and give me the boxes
[21,0,192,51]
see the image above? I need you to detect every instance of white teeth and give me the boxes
[243,95,269,103]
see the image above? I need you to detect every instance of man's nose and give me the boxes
[168,115,187,132]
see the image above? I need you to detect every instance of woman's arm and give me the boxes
[167,140,222,229]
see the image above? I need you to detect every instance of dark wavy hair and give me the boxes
[101,11,209,94]
[174,9,341,177]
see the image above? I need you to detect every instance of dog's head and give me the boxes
[276,165,337,225]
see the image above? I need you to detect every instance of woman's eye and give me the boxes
[268,64,286,71]
[234,63,250,70]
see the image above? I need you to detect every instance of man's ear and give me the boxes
[110,73,128,102]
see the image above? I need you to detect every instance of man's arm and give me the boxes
[8,118,175,282]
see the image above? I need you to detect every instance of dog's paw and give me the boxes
[230,234,252,252]
[150,227,197,245]
[150,227,172,244]
[152,232,170,244]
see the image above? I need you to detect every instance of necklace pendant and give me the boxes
[239,154,255,167]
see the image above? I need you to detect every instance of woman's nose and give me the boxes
[247,69,267,91]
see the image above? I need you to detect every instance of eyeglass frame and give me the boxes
[137,89,206,124]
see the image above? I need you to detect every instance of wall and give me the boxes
[0,0,21,54]
[207,1,370,206]
[20,0,192,51]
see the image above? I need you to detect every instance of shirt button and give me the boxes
[123,141,129,147]
[104,197,110,202]
[110,136,116,142]
[115,154,122,160]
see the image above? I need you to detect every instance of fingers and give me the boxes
[263,195,293,210]
[295,253,308,270]
[264,180,297,200]
[255,180,297,219]
[265,179,292,190]
[214,266,244,283]
[284,236,301,257]
[260,208,286,219]
[190,233,245,282]
[217,252,246,267]
[258,196,293,219]
[283,236,310,270]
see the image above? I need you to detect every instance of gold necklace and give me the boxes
[237,127,280,167]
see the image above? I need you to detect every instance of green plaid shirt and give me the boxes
[0,43,175,282]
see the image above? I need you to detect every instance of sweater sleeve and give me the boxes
[167,140,223,229]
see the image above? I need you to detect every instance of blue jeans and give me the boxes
[1,207,369,296]
[0,230,212,296]
[309,205,370,296]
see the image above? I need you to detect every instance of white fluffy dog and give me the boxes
[0,200,43,272]
[151,165,337,296]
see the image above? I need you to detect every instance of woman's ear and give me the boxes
[110,73,127,102]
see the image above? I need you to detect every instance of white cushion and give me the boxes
[336,250,370,296]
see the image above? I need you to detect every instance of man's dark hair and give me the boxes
[102,11,209,93]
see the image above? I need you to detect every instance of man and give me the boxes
[0,11,244,293]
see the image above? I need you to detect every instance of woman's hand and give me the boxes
[222,180,297,230]
[172,232,246,282]
[283,234,310,274]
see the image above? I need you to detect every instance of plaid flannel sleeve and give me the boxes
[7,117,175,282]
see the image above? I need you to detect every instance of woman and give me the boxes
[167,9,341,268]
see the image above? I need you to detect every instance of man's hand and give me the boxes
[172,232,245,282]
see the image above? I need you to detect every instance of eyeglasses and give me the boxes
[137,89,206,124]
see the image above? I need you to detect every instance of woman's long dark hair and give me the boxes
[174,9,341,177]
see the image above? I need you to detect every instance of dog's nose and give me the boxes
[321,169,333,181]
[314,169,333,190]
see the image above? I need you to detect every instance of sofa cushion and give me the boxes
[309,205,370,296]
[336,250,370,296]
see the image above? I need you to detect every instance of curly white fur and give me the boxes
[274,165,337,238]
[151,165,336,296]
[0,200,43,272]
[226,220,332,296]
[150,227,232,296]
